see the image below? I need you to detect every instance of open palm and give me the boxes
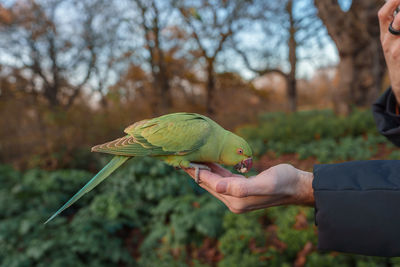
[184,163,314,213]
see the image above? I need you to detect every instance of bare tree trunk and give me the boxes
[44,85,59,107]
[206,59,215,115]
[150,79,160,117]
[332,40,386,114]
[287,0,297,112]
[157,51,172,112]
[314,0,386,114]
[287,75,297,112]
[153,2,172,113]
[177,1,240,116]
[137,0,172,115]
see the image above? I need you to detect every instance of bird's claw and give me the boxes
[188,163,211,184]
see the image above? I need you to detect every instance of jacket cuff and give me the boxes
[372,87,400,147]
[313,160,400,257]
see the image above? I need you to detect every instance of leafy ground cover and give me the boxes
[1,109,399,266]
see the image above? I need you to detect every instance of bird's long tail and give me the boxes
[44,155,130,224]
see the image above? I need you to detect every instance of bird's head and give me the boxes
[220,132,253,173]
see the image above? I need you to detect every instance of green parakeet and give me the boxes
[45,112,252,224]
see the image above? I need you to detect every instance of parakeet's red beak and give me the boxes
[234,157,253,173]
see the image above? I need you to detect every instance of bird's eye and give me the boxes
[237,148,243,154]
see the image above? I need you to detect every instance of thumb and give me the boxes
[215,178,250,198]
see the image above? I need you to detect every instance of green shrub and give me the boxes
[218,210,269,267]
[389,150,400,160]
[237,109,391,162]
[0,165,135,267]
[0,157,226,266]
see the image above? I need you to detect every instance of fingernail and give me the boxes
[216,181,227,193]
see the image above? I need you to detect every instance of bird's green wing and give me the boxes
[92,113,212,156]
[125,113,212,154]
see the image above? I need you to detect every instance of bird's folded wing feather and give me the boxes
[93,113,211,156]
[91,135,167,156]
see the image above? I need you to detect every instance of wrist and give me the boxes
[295,169,315,206]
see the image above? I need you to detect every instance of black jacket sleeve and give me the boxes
[372,87,400,146]
[313,160,400,257]
[313,88,400,257]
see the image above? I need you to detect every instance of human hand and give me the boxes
[379,0,400,103]
[184,163,314,213]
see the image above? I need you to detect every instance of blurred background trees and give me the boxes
[0,0,124,108]
[0,0,390,169]
[176,0,257,114]
[235,0,328,112]
[0,0,396,265]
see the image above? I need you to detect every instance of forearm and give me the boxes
[313,160,400,257]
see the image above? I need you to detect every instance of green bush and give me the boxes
[0,158,225,266]
[237,109,391,162]
[295,134,387,163]
[218,207,317,267]
[218,210,268,267]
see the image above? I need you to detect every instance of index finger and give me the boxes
[183,167,234,188]
[204,163,242,177]
[183,168,223,184]
[379,0,400,32]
